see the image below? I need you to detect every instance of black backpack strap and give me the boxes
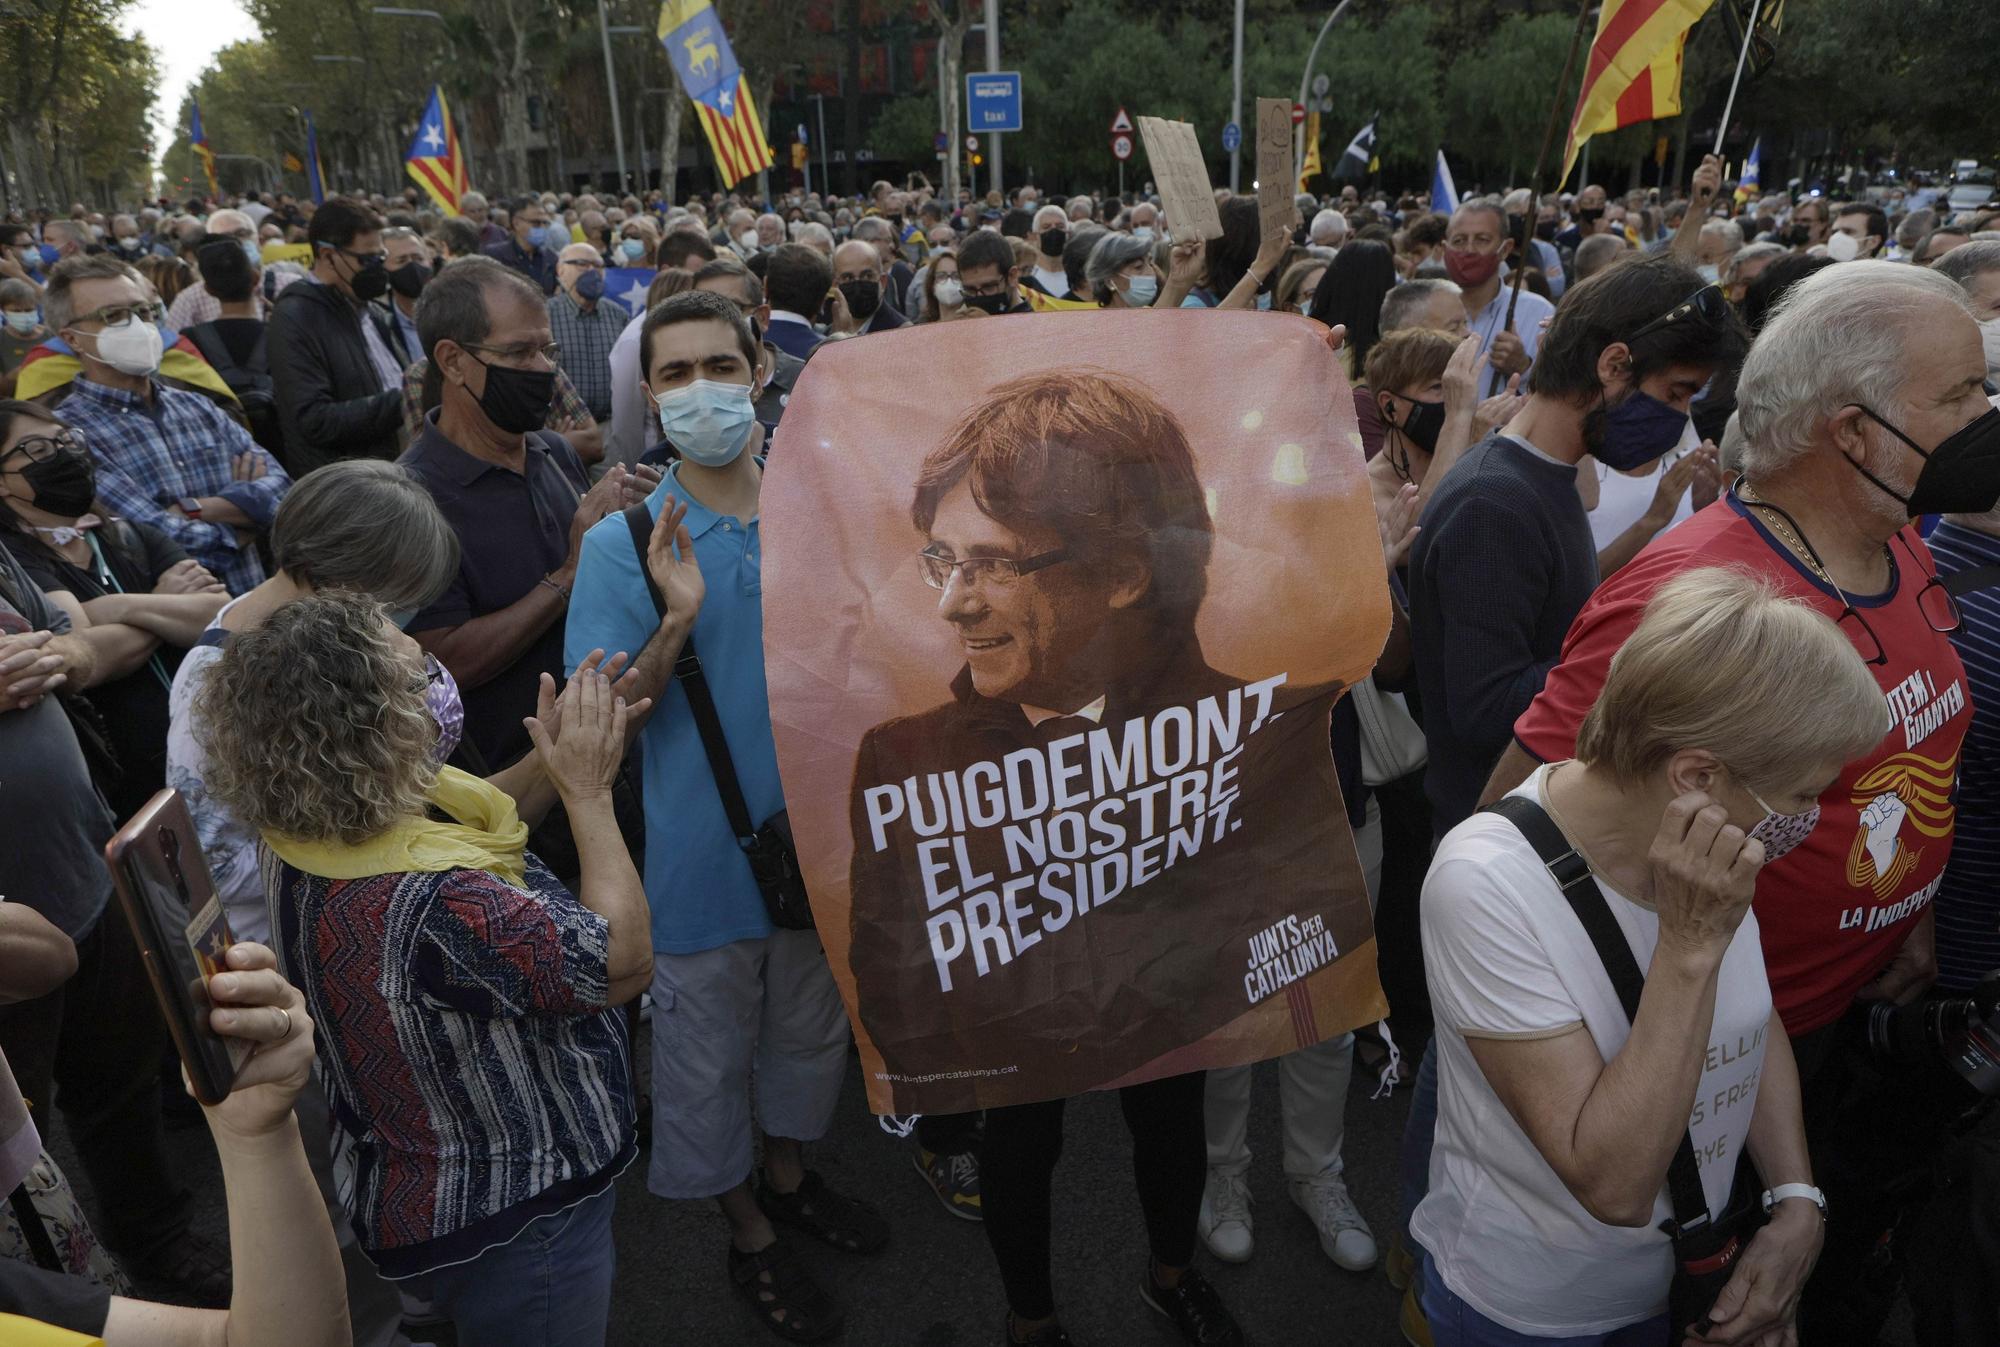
[1943,562,2000,599]
[183,321,232,377]
[9,1181,62,1272]
[622,502,755,845]
[1483,793,1714,1236]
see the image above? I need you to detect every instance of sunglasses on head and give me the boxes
[1626,283,1729,345]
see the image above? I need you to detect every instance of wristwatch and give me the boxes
[1761,1183,1827,1217]
[177,495,203,519]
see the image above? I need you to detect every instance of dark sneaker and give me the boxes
[1140,1267,1243,1347]
[758,1168,889,1254]
[914,1145,983,1221]
[125,1231,232,1307]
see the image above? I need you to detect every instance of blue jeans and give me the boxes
[404,1186,618,1347]
[1422,1254,1668,1347]
[1398,1037,1441,1242]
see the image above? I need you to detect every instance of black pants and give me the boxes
[0,910,191,1260]
[980,1071,1206,1321]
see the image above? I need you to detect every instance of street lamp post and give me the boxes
[596,11,645,191]
[1293,0,1359,184]
[1230,0,1244,192]
[982,0,1001,201]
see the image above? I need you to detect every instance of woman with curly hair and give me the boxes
[196,573,686,1347]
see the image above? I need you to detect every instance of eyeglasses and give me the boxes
[73,303,151,328]
[463,340,561,366]
[0,430,83,467]
[1626,284,1729,345]
[1741,485,1959,666]
[960,276,1010,298]
[918,546,1069,591]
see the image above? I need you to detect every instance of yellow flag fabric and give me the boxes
[1561,0,1715,185]
[1298,112,1322,193]
[1023,289,1098,314]
[0,1314,103,1346]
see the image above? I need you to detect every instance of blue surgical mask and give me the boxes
[386,606,419,629]
[1696,263,1720,284]
[1590,387,1689,471]
[526,225,551,249]
[655,379,756,467]
[1125,273,1159,307]
[574,268,604,302]
[2,310,36,334]
[619,238,645,262]
[1133,226,1154,243]
[241,239,262,268]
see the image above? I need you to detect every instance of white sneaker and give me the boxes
[1290,1173,1378,1272]
[1198,1168,1254,1263]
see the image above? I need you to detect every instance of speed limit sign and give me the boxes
[1111,132,1133,161]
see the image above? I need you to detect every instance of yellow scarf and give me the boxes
[263,766,528,889]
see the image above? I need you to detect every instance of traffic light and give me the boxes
[972,154,984,166]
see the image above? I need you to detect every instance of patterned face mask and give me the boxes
[421,655,464,764]
[1746,783,1820,863]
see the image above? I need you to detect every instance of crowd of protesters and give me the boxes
[2,145,2000,1347]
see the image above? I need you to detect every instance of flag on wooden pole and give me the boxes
[1560,0,1716,186]
[659,0,774,188]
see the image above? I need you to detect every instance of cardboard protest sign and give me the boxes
[763,311,1390,1116]
[1257,98,1301,231]
[1137,116,1224,243]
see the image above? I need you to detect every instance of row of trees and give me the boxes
[1,0,159,210]
[6,0,1996,210]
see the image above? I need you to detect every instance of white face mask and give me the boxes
[1825,230,1861,263]
[933,277,963,308]
[737,230,759,252]
[1696,263,1720,284]
[84,316,163,377]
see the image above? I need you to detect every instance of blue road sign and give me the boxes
[934,131,949,152]
[966,71,1023,134]
[1221,122,1242,153]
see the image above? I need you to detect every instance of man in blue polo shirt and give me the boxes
[566,290,887,1342]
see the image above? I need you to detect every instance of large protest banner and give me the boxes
[763,311,1390,1116]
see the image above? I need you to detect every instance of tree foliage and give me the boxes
[2,0,159,208]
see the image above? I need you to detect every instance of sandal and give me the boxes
[728,1237,843,1342]
[758,1168,890,1254]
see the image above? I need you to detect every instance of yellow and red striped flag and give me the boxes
[405,85,472,216]
[692,75,774,189]
[1561,0,1715,185]
[659,2,773,189]
[190,100,219,198]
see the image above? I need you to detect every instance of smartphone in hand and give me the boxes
[105,789,251,1105]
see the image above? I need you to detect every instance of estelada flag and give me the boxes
[190,100,218,198]
[658,0,774,188]
[1560,0,1715,186]
[1297,111,1322,193]
[405,85,471,216]
[762,313,1390,1115]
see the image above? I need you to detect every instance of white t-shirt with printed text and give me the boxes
[1411,764,1773,1336]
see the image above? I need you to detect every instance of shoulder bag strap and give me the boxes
[9,1181,63,1272]
[623,503,755,844]
[1942,561,2000,599]
[1483,793,1714,1236]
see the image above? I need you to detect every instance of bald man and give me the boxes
[166,207,302,328]
[549,241,631,423]
[832,238,908,335]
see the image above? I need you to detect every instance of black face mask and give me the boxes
[388,261,431,300]
[1576,205,1604,225]
[19,447,97,518]
[467,353,555,435]
[1850,403,2000,516]
[839,279,882,321]
[1386,394,1446,455]
[1534,219,1559,242]
[346,253,390,302]
[1040,228,1067,258]
[964,290,1012,316]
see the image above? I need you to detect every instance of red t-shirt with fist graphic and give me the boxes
[1513,492,1969,1035]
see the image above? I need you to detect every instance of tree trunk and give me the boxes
[929,1,973,203]
[661,79,684,203]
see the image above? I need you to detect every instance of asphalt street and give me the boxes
[62,1035,1420,1347]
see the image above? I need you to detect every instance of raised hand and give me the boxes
[646,497,707,627]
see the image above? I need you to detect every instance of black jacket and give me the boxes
[265,278,404,473]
